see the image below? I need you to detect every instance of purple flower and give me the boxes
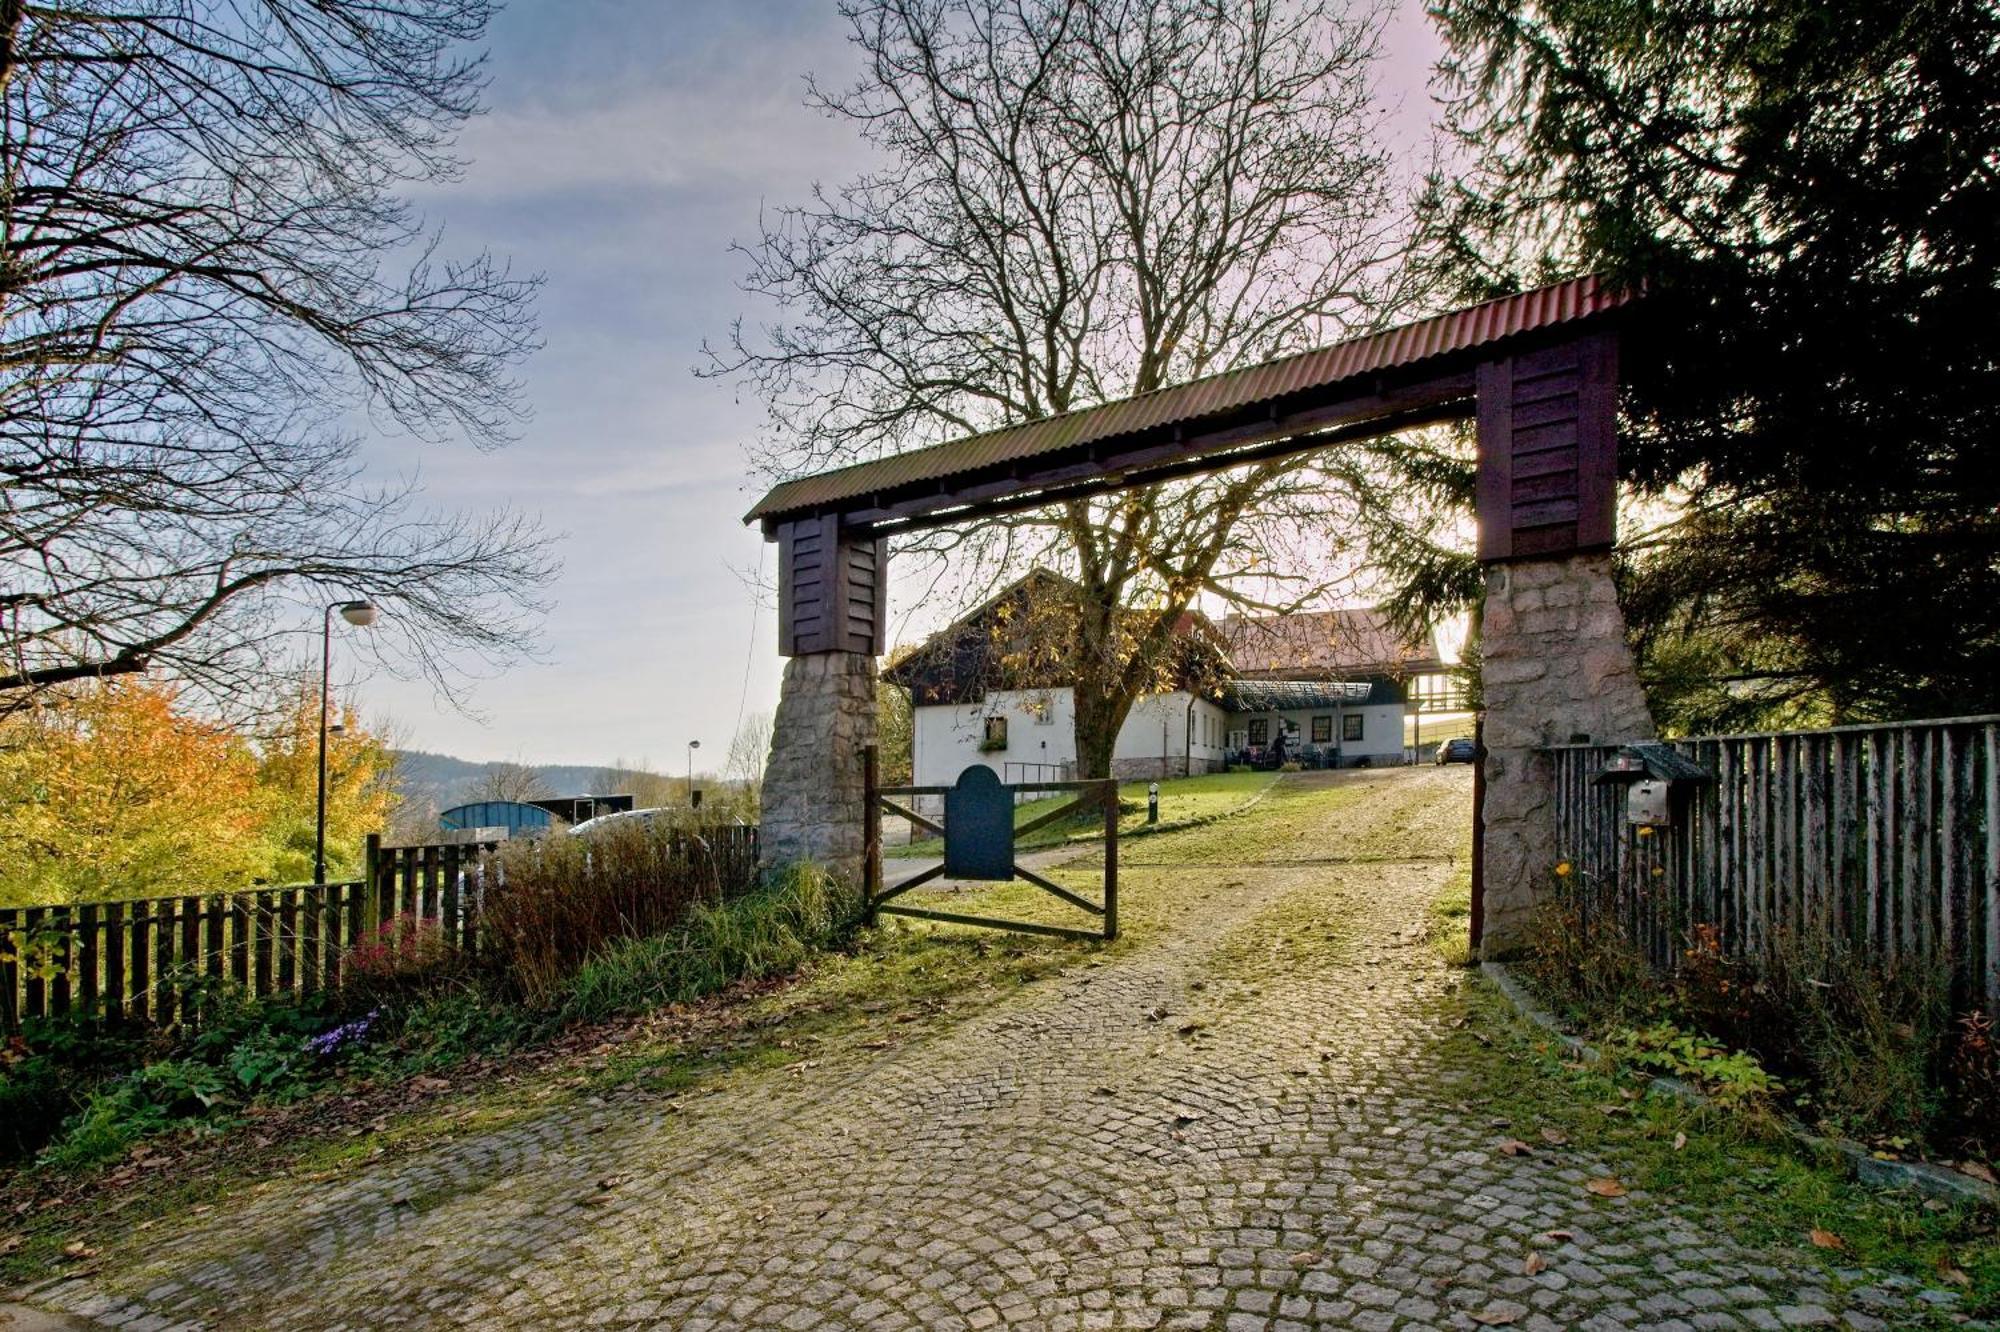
[304,1008,381,1058]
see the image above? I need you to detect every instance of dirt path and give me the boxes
[16,770,1985,1330]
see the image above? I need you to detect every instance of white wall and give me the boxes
[1228,703,1406,762]
[1113,692,1230,772]
[912,687,1076,788]
[912,688,1230,788]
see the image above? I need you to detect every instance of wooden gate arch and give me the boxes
[743,275,1657,958]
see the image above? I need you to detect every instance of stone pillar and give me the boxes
[760,651,878,886]
[1478,552,1653,957]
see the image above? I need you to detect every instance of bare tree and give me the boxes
[724,712,774,788]
[469,761,551,805]
[0,1,554,715]
[591,761,681,809]
[708,0,1449,775]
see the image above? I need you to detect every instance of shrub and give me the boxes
[39,1058,231,1170]
[1611,1021,1783,1108]
[1518,866,1657,1027]
[1759,930,1950,1142]
[1948,1011,1997,1160]
[0,1015,150,1161]
[480,820,739,1004]
[340,914,463,1004]
[562,864,851,1022]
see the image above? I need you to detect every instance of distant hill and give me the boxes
[390,749,670,811]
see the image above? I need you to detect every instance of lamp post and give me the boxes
[687,739,701,809]
[316,599,378,884]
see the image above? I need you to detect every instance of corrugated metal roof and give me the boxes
[746,275,1633,523]
[1218,679,1390,712]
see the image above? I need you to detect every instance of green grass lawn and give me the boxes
[886,769,1279,858]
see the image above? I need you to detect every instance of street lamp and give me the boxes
[687,739,701,810]
[316,599,377,884]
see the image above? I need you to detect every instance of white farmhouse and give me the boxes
[886,573,1438,787]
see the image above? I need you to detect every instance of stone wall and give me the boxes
[1109,756,1226,781]
[760,651,878,886]
[1478,552,1654,957]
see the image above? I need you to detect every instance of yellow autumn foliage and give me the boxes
[0,678,397,907]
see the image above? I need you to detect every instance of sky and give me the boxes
[359,0,1448,772]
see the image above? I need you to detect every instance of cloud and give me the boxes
[440,74,870,205]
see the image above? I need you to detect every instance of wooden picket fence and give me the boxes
[0,823,761,1030]
[1550,714,2000,1011]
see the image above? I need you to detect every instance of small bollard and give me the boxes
[1147,782,1160,824]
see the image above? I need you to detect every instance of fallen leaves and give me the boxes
[1538,1128,1569,1146]
[60,1240,99,1260]
[1469,1303,1525,1326]
[1497,1139,1534,1157]
[1585,1177,1627,1198]
[1958,1160,1997,1186]
[1289,1250,1321,1267]
[1537,1229,1574,1245]
[1808,1228,1845,1251]
[1523,1250,1548,1276]
[1673,1131,1687,1151]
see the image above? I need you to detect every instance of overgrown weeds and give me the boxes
[481,820,738,1004]
[563,864,852,1021]
[1521,866,1996,1166]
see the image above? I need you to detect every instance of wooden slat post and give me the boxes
[179,894,200,1002]
[300,885,322,995]
[1940,728,1962,1002]
[230,893,251,991]
[76,904,99,1017]
[363,833,384,933]
[441,856,462,961]
[278,887,299,996]
[253,891,275,997]
[419,845,440,924]
[21,906,45,1021]
[1103,779,1119,942]
[49,905,72,1019]
[1469,715,1485,954]
[863,745,882,917]
[0,907,19,1032]
[153,898,175,1025]
[102,902,125,1021]
[205,893,224,982]
[127,899,149,1022]
[1986,725,2000,1014]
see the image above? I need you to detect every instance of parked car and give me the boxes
[1435,737,1478,765]
[568,807,747,837]
[568,807,675,837]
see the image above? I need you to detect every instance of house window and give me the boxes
[1310,715,1332,744]
[1247,718,1268,745]
[1343,713,1364,743]
[982,716,1009,751]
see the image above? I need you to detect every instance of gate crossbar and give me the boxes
[863,751,1119,942]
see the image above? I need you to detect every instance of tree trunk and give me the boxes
[1071,682,1138,781]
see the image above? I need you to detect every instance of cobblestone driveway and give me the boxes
[21,770,1987,1331]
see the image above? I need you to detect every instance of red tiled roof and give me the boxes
[746,275,1633,523]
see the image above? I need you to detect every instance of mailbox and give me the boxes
[1592,742,1709,828]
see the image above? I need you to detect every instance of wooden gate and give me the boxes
[864,749,1118,941]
